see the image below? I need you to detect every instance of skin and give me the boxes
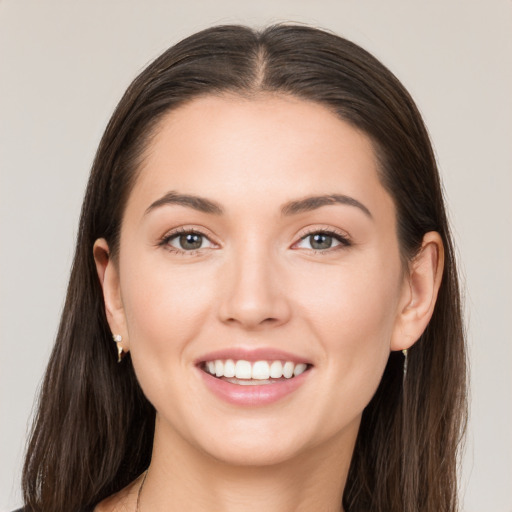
[94,94,443,512]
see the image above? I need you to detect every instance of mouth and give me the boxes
[199,359,313,386]
[195,348,314,405]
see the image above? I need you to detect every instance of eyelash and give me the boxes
[158,227,215,256]
[295,227,352,255]
[158,226,352,256]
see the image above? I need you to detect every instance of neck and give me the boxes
[139,414,358,512]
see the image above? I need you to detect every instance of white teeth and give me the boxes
[283,361,294,379]
[203,359,309,380]
[252,361,270,380]
[235,360,252,379]
[224,359,235,378]
[293,363,307,376]
[269,360,283,378]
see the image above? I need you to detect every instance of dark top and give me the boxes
[13,508,94,512]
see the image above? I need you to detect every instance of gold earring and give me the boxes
[402,349,408,379]
[112,334,124,363]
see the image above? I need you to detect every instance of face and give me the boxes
[104,94,410,466]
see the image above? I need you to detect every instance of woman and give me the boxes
[18,24,466,512]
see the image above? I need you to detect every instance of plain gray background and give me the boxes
[1,1,511,510]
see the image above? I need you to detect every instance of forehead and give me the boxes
[125,93,393,221]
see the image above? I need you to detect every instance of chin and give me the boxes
[204,437,307,468]
[177,414,314,468]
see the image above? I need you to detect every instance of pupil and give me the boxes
[311,233,332,250]
[180,233,202,250]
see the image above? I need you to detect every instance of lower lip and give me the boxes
[197,367,311,406]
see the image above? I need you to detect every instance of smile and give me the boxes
[202,359,310,385]
[196,349,313,406]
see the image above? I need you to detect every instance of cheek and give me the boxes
[299,256,400,342]
[119,254,217,360]
[283,258,401,440]
[117,255,220,419]
[295,252,402,389]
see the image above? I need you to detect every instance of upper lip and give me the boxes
[195,347,313,365]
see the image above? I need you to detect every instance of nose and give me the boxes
[217,242,292,330]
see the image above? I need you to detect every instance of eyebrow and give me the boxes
[145,191,372,219]
[145,191,224,215]
[281,194,372,218]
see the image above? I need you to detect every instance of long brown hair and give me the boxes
[22,24,467,512]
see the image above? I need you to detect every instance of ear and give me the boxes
[93,238,130,353]
[390,231,444,351]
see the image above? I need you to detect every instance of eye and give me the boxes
[294,230,351,251]
[161,229,216,253]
